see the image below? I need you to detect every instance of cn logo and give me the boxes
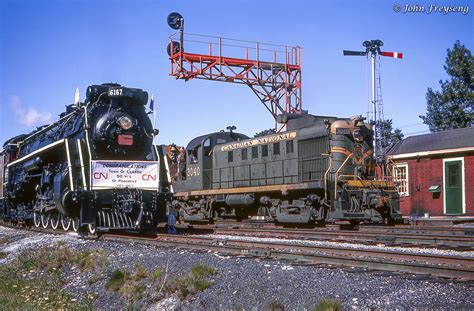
[142,174,157,181]
[93,172,108,180]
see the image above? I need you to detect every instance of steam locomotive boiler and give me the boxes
[168,113,401,225]
[0,83,168,233]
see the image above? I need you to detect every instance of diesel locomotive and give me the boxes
[169,113,402,225]
[0,83,169,233]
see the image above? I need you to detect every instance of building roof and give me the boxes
[388,127,474,155]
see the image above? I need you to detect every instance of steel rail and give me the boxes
[211,227,474,249]
[100,233,474,281]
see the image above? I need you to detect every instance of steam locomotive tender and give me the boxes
[0,83,168,233]
[169,113,401,225]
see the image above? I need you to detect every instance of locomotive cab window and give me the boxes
[273,142,280,155]
[241,148,248,160]
[262,145,268,157]
[252,146,258,159]
[217,138,226,144]
[286,140,294,153]
[228,151,233,162]
[189,149,198,164]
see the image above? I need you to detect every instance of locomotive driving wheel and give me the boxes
[41,213,50,228]
[88,224,96,234]
[72,217,80,232]
[61,215,71,231]
[50,213,60,230]
[33,211,41,228]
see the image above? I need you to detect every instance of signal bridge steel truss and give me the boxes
[169,33,303,122]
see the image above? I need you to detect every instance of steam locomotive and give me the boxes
[169,113,402,225]
[0,83,169,233]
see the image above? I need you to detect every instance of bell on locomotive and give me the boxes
[0,83,169,234]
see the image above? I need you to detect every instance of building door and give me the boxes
[444,159,463,215]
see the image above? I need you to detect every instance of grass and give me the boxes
[313,298,342,311]
[12,245,108,273]
[164,262,218,299]
[105,265,152,303]
[151,268,161,280]
[191,262,217,278]
[264,301,285,311]
[0,251,7,260]
[105,270,127,292]
[0,246,100,310]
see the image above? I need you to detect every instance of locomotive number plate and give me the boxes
[336,128,351,135]
[108,88,123,96]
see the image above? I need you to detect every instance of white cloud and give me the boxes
[9,95,52,127]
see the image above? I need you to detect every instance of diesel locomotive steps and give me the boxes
[0,84,171,234]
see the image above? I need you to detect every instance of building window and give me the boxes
[393,164,409,196]
[252,146,258,159]
[262,145,268,157]
[286,140,294,153]
[228,151,233,162]
[241,148,247,160]
[273,142,280,155]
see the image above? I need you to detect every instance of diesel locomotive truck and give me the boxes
[168,113,401,225]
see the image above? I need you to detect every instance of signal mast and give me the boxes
[343,40,403,167]
[166,12,303,131]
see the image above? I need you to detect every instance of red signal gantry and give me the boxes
[167,12,303,128]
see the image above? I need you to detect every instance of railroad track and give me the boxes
[2,222,474,281]
[175,222,474,249]
[101,233,474,281]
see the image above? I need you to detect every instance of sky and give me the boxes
[0,0,472,147]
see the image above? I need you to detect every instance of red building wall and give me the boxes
[396,153,474,216]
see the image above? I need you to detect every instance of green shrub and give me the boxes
[106,270,126,292]
[120,282,145,302]
[191,262,217,278]
[192,278,212,292]
[264,301,285,311]
[314,298,342,311]
[151,268,162,281]
[133,264,147,281]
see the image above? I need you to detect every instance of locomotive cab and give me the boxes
[173,131,249,193]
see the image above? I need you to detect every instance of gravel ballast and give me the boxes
[0,225,472,310]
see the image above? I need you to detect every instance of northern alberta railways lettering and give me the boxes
[220,132,297,152]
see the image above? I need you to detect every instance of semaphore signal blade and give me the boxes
[381,51,403,59]
[343,50,367,56]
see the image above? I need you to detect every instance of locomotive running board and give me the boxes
[174,181,324,197]
[6,139,66,167]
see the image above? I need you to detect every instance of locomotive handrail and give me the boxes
[16,110,78,148]
[324,156,332,200]
[333,153,354,200]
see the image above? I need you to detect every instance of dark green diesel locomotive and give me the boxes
[169,113,401,225]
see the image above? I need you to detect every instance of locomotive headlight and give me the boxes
[352,129,364,142]
[118,116,133,130]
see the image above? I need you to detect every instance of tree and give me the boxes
[419,41,474,132]
[254,128,276,137]
[380,119,404,148]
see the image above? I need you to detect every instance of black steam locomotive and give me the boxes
[168,113,402,225]
[0,83,168,233]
